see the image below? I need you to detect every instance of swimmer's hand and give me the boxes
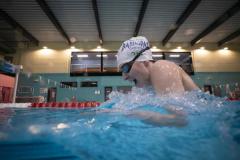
[164,105,186,116]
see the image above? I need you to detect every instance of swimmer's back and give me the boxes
[150,60,198,94]
[150,60,185,94]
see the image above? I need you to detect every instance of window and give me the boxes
[71,52,101,74]
[60,82,77,88]
[70,51,193,76]
[152,53,164,61]
[103,52,118,73]
[164,52,194,75]
[17,86,34,94]
[81,81,98,87]
[70,52,121,76]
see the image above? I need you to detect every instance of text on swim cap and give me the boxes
[121,40,149,52]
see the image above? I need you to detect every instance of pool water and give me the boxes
[0,88,240,160]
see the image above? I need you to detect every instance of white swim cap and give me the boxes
[117,36,153,68]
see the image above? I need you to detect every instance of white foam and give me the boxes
[102,87,226,114]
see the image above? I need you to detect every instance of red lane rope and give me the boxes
[30,102,101,108]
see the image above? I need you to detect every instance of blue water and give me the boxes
[0,88,240,160]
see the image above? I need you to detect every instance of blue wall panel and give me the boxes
[18,73,132,102]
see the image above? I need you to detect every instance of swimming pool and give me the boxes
[0,89,240,160]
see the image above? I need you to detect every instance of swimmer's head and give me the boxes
[117,36,153,69]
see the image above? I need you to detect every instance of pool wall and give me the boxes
[17,72,240,102]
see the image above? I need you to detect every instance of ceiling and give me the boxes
[0,0,240,53]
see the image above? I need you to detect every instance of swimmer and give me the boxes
[117,36,199,95]
[116,36,199,127]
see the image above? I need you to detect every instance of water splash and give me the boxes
[101,87,226,115]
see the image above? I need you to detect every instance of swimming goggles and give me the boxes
[120,47,150,73]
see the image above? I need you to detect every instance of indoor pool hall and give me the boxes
[1,0,240,160]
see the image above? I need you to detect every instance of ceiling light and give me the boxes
[223,47,228,50]
[70,46,75,49]
[196,39,201,44]
[152,54,163,57]
[77,54,88,58]
[169,54,180,58]
[43,46,48,49]
[96,54,108,58]
[150,46,161,52]
[177,46,182,49]
[200,47,205,50]
[91,45,109,52]
[70,37,76,43]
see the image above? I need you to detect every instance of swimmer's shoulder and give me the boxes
[151,60,179,69]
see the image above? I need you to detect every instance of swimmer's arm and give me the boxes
[99,106,188,127]
[82,107,187,127]
[180,68,199,91]
[81,108,123,116]
[126,109,187,127]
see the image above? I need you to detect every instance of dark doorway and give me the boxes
[47,87,57,102]
[104,86,113,101]
[0,87,13,103]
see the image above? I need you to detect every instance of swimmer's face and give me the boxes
[119,46,150,74]
[122,61,150,87]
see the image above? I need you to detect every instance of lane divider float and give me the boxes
[0,102,101,109]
